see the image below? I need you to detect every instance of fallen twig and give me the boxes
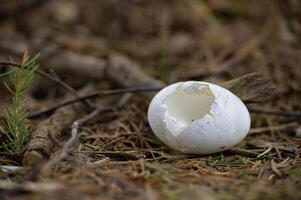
[271,159,282,176]
[0,36,161,97]
[48,69,95,109]
[24,92,132,166]
[41,122,80,173]
[0,36,108,79]
[74,93,132,126]
[39,93,145,198]
[257,146,273,158]
[28,87,161,118]
[58,122,79,161]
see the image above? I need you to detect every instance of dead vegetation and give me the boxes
[0,0,301,200]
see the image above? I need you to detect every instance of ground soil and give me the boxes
[0,1,301,200]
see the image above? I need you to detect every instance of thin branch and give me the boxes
[71,93,132,144]
[77,93,132,125]
[28,86,300,120]
[48,69,95,109]
[75,107,104,126]
[24,89,131,165]
[271,159,282,176]
[28,87,161,118]
[47,93,132,163]
[41,122,79,173]
[39,94,145,198]
[57,122,79,161]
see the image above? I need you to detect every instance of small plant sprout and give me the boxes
[2,53,39,153]
[148,81,251,154]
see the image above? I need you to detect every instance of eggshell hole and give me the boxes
[164,83,215,129]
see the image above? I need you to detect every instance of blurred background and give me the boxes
[0,0,300,110]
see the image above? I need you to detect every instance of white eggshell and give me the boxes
[148,81,251,154]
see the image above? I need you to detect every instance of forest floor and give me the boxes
[0,1,301,200]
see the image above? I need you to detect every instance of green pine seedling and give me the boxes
[2,53,39,153]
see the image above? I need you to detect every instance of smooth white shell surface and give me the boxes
[147,81,251,154]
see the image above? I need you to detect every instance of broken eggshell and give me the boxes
[147,81,251,154]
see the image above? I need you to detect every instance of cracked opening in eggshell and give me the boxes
[163,83,215,135]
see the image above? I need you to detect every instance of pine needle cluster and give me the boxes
[1,54,39,153]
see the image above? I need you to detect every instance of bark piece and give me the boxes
[221,73,276,103]
[23,104,82,166]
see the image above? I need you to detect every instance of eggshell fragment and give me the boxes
[147,81,251,154]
